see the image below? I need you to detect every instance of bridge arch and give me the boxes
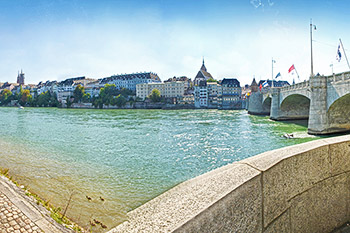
[279,94,310,120]
[262,96,271,114]
[327,92,350,111]
[327,93,350,133]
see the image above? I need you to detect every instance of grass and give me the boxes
[0,167,84,232]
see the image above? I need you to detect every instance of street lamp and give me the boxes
[330,63,334,74]
[272,58,276,88]
[310,19,317,77]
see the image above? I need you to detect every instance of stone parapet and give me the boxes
[108,135,350,233]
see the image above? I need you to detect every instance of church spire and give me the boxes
[200,57,207,72]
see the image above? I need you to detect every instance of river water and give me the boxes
[0,107,323,230]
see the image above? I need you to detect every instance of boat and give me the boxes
[18,106,24,109]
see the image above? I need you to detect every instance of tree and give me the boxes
[206,78,217,83]
[148,88,161,102]
[82,93,91,103]
[114,94,127,107]
[73,84,85,103]
[120,88,133,97]
[0,89,12,106]
[19,89,32,106]
[66,96,72,108]
[99,84,117,105]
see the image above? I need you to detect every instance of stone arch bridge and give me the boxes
[248,71,350,135]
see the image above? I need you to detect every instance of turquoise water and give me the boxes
[0,107,322,230]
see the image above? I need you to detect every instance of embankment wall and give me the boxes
[109,135,350,233]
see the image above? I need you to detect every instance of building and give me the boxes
[100,72,161,92]
[57,77,97,103]
[193,59,213,86]
[0,82,18,92]
[17,70,25,85]
[37,81,58,96]
[220,78,242,109]
[164,76,192,90]
[136,81,186,100]
[84,80,100,98]
[194,80,208,108]
[207,82,221,108]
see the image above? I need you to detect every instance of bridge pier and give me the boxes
[247,92,269,115]
[270,88,280,120]
[308,75,329,135]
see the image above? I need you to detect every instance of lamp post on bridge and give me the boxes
[272,58,276,88]
[330,63,334,74]
[310,19,317,77]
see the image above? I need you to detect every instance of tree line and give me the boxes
[0,86,60,107]
[0,84,162,108]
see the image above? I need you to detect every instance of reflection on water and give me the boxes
[0,108,323,231]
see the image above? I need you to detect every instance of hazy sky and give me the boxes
[0,0,349,85]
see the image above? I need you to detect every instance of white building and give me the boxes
[194,80,208,108]
[136,81,186,100]
[84,80,100,97]
[100,72,161,92]
[57,77,97,103]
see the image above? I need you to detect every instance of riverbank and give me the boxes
[0,168,84,232]
[1,102,245,110]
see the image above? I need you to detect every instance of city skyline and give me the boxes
[0,0,349,85]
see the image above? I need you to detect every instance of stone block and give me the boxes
[324,136,350,176]
[330,142,350,176]
[110,163,261,233]
[244,140,330,227]
[174,174,262,233]
[290,173,349,233]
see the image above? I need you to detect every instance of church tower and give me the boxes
[200,58,207,72]
[17,69,25,85]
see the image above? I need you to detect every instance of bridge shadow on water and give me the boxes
[279,119,308,127]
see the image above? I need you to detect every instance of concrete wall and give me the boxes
[108,135,350,233]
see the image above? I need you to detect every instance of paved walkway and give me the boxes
[0,176,70,233]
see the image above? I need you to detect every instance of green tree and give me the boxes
[66,96,72,108]
[73,84,85,103]
[206,78,217,83]
[114,94,127,107]
[99,84,117,105]
[0,89,12,106]
[120,88,133,97]
[82,93,91,103]
[148,88,161,102]
[19,89,32,106]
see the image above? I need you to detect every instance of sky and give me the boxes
[0,0,349,85]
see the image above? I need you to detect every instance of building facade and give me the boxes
[207,82,221,108]
[100,72,161,92]
[194,80,208,108]
[136,81,186,100]
[220,78,242,109]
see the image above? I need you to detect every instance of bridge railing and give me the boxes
[327,71,350,83]
[280,80,309,92]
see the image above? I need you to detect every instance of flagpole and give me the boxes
[339,38,350,70]
[310,19,314,77]
[272,58,274,88]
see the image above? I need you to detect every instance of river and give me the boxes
[0,107,324,231]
